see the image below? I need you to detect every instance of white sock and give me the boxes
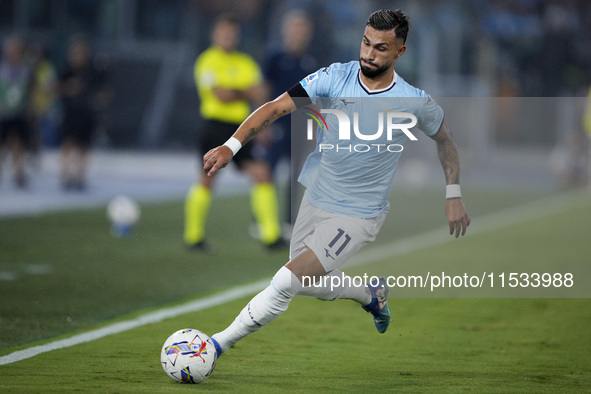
[212,266,300,353]
[298,269,371,305]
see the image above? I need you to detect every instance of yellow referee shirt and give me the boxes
[194,45,262,125]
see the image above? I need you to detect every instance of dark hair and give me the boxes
[367,9,410,43]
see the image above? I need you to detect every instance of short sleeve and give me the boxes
[416,94,444,137]
[299,66,332,103]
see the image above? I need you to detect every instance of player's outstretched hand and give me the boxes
[203,145,233,177]
[445,198,470,238]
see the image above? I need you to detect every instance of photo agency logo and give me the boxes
[305,106,419,153]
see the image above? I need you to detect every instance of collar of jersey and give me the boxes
[357,70,397,95]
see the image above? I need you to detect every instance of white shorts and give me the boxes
[290,195,387,273]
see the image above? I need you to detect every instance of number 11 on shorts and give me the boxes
[328,228,351,256]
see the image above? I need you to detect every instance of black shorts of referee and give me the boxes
[199,119,258,169]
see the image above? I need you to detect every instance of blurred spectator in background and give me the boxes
[583,86,591,187]
[481,0,590,97]
[28,43,59,148]
[185,13,283,251]
[58,35,111,191]
[0,35,33,189]
[263,9,316,225]
[540,0,581,96]
[551,85,591,189]
[27,42,58,150]
[585,87,591,141]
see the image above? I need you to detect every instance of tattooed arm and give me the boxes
[430,120,471,237]
[431,119,461,185]
[203,92,294,176]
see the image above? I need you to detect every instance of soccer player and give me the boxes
[203,9,470,356]
[58,35,111,191]
[0,35,33,188]
[185,13,284,251]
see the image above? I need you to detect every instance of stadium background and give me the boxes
[1,0,589,148]
[0,0,588,213]
[1,0,591,390]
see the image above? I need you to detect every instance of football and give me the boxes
[106,195,141,237]
[160,329,218,384]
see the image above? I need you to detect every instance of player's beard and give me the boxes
[359,57,392,78]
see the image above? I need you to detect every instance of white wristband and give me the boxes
[446,184,462,199]
[223,137,242,156]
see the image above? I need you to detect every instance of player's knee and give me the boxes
[271,266,301,298]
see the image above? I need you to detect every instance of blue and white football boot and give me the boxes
[361,277,391,333]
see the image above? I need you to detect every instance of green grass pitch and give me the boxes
[0,189,590,391]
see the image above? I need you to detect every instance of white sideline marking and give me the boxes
[346,191,591,268]
[0,279,270,366]
[1,191,588,366]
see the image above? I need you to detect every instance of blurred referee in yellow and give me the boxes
[185,13,283,251]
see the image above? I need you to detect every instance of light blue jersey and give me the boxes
[296,60,444,218]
